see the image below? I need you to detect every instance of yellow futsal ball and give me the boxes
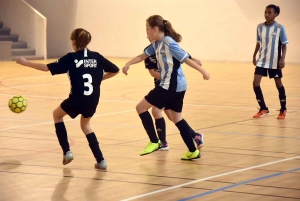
[8,95,27,113]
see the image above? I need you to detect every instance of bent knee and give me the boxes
[253,81,260,87]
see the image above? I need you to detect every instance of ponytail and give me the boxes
[147,15,182,42]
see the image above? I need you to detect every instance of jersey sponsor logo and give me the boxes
[160,49,165,54]
[74,59,97,68]
[74,59,83,68]
[271,31,277,36]
[149,56,157,63]
[84,59,97,68]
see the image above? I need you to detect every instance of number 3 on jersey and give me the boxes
[82,74,93,96]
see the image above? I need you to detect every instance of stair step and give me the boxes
[0,34,19,42]
[12,41,27,49]
[0,28,11,35]
[12,48,35,56]
[11,55,44,61]
[0,22,3,28]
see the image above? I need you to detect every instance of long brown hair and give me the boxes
[70,28,91,50]
[146,15,182,42]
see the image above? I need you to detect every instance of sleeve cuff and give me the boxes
[145,50,151,56]
[180,53,189,62]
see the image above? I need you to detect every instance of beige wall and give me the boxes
[73,0,300,63]
[23,0,300,63]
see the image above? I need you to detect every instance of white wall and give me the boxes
[73,0,300,63]
[25,0,77,58]
[0,0,47,58]
[22,0,300,63]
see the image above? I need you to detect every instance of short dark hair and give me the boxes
[266,4,280,15]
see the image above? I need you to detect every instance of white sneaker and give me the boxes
[63,151,74,165]
[95,160,107,170]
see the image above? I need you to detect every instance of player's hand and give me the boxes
[16,57,28,66]
[279,58,285,69]
[202,72,210,80]
[252,57,256,66]
[122,64,130,75]
[192,58,202,66]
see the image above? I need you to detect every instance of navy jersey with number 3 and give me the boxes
[47,48,119,105]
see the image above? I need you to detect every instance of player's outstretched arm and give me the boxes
[192,58,202,66]
[184,58,210,80]
[16,57,49,71]
[122,53,148,75]
[102,72,119,81]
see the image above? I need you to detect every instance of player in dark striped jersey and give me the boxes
[123,15,210,160]
[16,28,119,170]
[144,40,204,151]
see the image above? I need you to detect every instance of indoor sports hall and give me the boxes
[0,0,299,200]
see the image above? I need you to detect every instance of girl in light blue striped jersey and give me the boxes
[122,15,210,160]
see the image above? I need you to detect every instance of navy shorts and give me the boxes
[61,97,98,119]
[145,86,185,113]
[254,67,282,79]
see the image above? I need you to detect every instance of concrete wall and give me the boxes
[0,41,11,60]
[25,0,77,58]
[0,0,46,58]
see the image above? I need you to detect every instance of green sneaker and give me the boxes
[140,141,160,156]
[181,150,200,160]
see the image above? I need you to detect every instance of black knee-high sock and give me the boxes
[175,119,196,152]
[139,111,158,143]
[183,119,197,138]
[86,132,104,163]
[253,86,268,110]
[155,118,166,143]
[55,122,70,155]
[277,85,286,110]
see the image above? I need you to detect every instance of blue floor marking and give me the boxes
[178,167,300,201]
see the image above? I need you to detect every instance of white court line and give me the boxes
[0,93,299,112]
[2,75,300,87]
[1,75,51,81]
[121,155,300,201]
[0,109,135,131]
[10,82,69,88]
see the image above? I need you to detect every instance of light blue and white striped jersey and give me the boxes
[144,36,189,92]
[256,22,288,69]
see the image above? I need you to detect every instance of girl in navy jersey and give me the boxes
[16,28,119,170]
[123,15,210,160]
[144,39,204,151]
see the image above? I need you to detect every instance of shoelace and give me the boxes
[276,109,285,115]
[256,107,263,114]
[257,107,268,114]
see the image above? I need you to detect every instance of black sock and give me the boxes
[183,119,197,138]
[155,118,166,143]
[55,122,70,155]
[253,86,268,110]
[139,111,158,143]
[277,85,286,110]
[175,119,196,152]
[86,132,104,163]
